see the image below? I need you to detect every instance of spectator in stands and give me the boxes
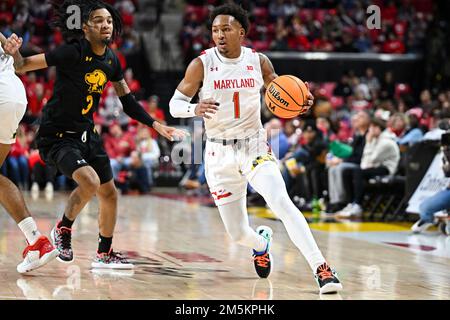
[361,67,380,96]
[311,33,334,52]
[397,110,425,147]
[104,122,136,182]
[146,95,165,123]
[27,82,50,119]
[316,117,337,143]
[144,95,166,139]
[265,118,290,159]
[388,112,408,138]
[418,89,438,115]
[123,151,151,194]
[132,126,161,187]
[337,117,400,217]
[29,149,55,199]
[99,85,130,127]
[120,25,140,54]
[411,188,450,235]
[124,68,141,95]
[269,18,289,51]
[7,124,30,190]
[333,72,353,97]
[326,110,370,213]
[354,28,372,53]
[284,119,301,147]
[380,71,396,100]
[282,122,328,199]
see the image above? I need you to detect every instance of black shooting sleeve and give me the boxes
[119,93,155,127]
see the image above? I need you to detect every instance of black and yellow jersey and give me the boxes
[40,38,123,135]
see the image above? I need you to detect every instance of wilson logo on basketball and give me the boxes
[268,84,289,107]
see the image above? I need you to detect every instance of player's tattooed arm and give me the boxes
[112,79,131,97]
[259,53,314,108]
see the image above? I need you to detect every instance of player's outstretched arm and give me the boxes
[169,57,219,119]
[3,33,47,73]
[113,80,188,141]
[259,53,314,110]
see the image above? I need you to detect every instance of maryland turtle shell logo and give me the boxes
[85,69,107,94]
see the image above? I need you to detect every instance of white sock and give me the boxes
[249,162,327,272]
[18,217,41,244]
[218,197,267,252]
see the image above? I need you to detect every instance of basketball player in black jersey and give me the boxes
[5,0,186,268]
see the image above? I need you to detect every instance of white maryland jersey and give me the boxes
[0,43,27,105]
[198,46,264,139]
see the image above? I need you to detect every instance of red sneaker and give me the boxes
[17,236,59,273]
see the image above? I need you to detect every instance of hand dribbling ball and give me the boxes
[264,75,309,119]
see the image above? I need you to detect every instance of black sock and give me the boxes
[98,234,112,253]
[58,214,74,228]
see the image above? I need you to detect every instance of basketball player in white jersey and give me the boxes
[0,32,59,273]
[170,4,342,294]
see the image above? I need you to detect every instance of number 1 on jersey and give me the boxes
[233,92,240,119]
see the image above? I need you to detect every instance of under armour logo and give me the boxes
[247,66,253,71]
[77,159,87,165]
[32,230,37,236]
[85,56,93,62]
[210,67,218,72]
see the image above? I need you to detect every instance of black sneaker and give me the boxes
[314,263,343,294]
[252,226,273,278]
[50,222,74,263]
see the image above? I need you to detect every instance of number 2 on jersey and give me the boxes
[233,92,240,119]
[82,95,93,115]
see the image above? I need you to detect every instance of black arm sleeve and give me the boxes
[45,42,80,67]
[119,93,155,127]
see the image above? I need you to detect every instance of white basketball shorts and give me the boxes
[204,129,278,206]
[0,101,26,144]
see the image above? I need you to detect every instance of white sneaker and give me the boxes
[348,204,362,216]
[17,236,60,273]
[336,203,362,218]
[411,219,434,234]
[45,182,54,200]
[31,182,39,200]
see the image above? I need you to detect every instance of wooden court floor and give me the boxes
[0,192,449,300]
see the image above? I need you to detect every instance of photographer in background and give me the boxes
[411,131,450,235]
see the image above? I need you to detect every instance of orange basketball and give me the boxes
[264,75,309,119]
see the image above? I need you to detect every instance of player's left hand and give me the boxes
[153,122,190,142]
[3,33,23,56]
[301,81,314,114]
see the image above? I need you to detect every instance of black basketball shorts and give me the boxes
[37,129,113,184]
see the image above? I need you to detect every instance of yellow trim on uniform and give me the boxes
[248,207,423,232]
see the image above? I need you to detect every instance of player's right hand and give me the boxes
[3,33,23,56]
[195,98,219,119]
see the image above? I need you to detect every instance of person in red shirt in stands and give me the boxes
[27,82,51,118]
[103,121,136,182]
[124,68,141,94]
[6,124,29,190]
[145,95,166,139]
[382,32,405,54]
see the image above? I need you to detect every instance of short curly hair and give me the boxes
[209,3,250,34]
